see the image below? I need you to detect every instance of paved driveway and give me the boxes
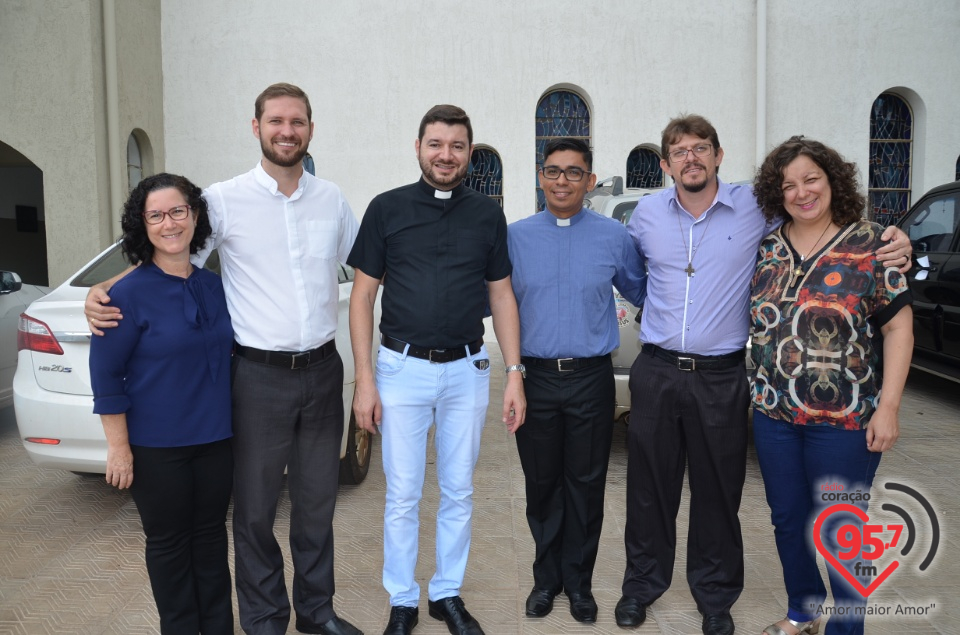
[1,347,957,634]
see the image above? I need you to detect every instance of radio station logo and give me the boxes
[813,481,940,599]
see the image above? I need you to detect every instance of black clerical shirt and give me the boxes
[347,178,512,349]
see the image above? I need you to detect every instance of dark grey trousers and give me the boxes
[231,351,344,635]
[621,349,749,614]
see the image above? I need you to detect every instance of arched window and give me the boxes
[955,154,959,181]
[626,147,664,188]
[535,89,591,211]
[868,93,913,226]
[464,146,503,207]
[126,133,143,191]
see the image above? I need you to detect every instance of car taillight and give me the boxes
[17,314,65,355]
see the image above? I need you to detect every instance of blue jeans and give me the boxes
[376,343,491,606]
[753,410,881,635]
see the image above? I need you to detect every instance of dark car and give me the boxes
[897,180,960,382]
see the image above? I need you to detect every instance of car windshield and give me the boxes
[70,244,222,287]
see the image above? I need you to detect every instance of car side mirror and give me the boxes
[0,271,24,295]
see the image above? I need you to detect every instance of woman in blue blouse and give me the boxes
[90,173,234,634]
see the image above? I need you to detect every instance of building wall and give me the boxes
[0,0,164,286]
[3,0,958,285]
[0,0,106,285]
[160,0,960,222]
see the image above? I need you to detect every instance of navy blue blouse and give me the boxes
[90,262,233,447]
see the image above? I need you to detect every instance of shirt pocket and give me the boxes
[456,230,493,270]
[307,220,338,259]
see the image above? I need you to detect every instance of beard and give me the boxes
[678,162,709,193]
[418,154,468,190]
[261,136,309,168]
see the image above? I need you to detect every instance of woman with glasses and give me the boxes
[90,173,234,634]
[750,138,912,635]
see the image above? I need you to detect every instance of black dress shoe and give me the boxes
[428,596,485,635]
[382,606,418,635]
[614,596,647,628]
[566,591,598,623]
[702,612,735,635]
[296,614,364,635]
[524,587,558,617]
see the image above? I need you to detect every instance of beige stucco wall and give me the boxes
[0,0,163,286]
[3,0,959,286]
[159,0,960,222]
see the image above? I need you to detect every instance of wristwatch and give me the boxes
[505,364,527,378]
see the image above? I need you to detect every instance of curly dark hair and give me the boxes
[120,173,212,266]
[753,136,866,225]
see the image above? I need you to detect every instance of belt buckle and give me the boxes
[677,356,696,372]
[557,358,574,372]
[428,349,446,363]
[290,351,309,370]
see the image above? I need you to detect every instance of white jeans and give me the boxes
[376,343,490,606]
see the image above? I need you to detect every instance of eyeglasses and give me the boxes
[667,144,713,163]
[540,166,590,182]
[142,205,192,225]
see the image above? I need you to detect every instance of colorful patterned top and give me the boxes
[750,220,911,429]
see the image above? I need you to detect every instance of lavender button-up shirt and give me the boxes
[626,179,774,355]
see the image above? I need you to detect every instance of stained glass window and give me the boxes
[464,146,503,208]
[869,93,913,226]
[626,147,664,188]
[535,90,591,211]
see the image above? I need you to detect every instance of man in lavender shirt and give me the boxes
[614,115,911,635]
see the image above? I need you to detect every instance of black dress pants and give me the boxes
[231,352,344,635]
[515,356,615,594]
[130,438,234,635]
[621,350,748,614]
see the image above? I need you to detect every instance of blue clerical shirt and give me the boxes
[509,207,647,359]
[626,178,774,355]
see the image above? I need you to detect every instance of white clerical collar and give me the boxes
[556,217,571,226]
[434,189,452,200]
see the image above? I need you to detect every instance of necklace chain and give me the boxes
[676,210,715,277]
[788,221,832,284]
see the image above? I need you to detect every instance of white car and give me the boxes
[584,176,659,224]
[13,244,378,484]
[1,271,48,410]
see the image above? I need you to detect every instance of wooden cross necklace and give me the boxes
[676,208,715,277]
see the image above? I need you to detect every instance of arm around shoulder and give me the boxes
[85,266,135,335]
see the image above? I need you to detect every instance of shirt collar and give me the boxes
[417,177,464,199]
[541,206,587,227]
[668,176,730,218]
[253,161,307,200]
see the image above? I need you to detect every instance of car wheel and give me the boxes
[338,411,371,485]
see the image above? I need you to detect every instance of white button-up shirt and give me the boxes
[196,162,359,351]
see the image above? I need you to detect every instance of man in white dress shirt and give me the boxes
[86,83,363,635]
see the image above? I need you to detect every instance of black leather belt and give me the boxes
[522,354,610,373]
[381,334,482,363]
[234,340,336,370]
[642,343,744,372]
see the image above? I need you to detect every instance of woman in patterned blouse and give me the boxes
[749,137,913,635]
